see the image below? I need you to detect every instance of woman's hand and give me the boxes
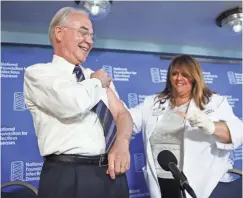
[186,110,215,135]
[177,110,215,135]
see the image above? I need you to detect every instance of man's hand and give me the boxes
[106,138,130,179]
[185,109,215,135]
[90,69,112,88]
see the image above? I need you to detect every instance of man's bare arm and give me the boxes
[105,87,133,179]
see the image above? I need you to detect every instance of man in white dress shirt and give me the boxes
[24,7,133,198]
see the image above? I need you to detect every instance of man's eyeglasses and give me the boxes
[62,26,95,40]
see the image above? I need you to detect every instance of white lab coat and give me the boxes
[129,94,242,198]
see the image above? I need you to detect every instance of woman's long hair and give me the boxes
[158,55,215,110]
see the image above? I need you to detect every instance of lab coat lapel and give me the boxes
[148,99,170,139]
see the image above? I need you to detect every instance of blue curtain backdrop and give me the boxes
[1,44,242,197]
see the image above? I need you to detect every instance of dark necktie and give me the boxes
[73,65,117,152]
[73,65,85,82]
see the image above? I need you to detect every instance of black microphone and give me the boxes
[157,150,197,198]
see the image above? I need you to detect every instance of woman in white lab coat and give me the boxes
[129,55,242,198]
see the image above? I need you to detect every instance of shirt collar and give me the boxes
[51,54,91,79]
[52,54,78,74]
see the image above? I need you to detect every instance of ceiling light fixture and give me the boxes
[216,7,243,33]
[75,0,112,21]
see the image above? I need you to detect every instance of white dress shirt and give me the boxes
[24,55,118,156]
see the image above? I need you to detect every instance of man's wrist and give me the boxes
[115,136,130,146]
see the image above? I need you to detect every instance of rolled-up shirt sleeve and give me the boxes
[24,65,103,120]
[214,97,243,150]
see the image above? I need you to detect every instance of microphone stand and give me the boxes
[179,171,197,198]
[179,182,187,198]
[180,171,187,198]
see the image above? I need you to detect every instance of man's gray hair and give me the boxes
[48,7,88,46]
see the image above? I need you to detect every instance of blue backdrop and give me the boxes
[1,44,242,197]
